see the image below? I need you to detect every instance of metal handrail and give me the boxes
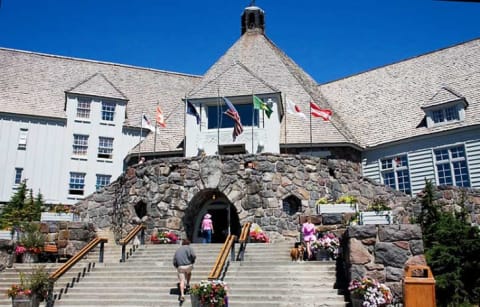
[236,222,251,261]
[46,237,108,307]
[208,234,236,281]
[119,224,145,262]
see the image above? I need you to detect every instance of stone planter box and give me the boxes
[359,211,392,225]
[316,203,358,214]
[12,294,40,307]
[40,212,79,222]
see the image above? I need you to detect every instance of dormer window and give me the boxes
[422,87,467,128]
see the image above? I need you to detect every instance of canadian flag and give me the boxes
[310,101,332,121]
[286,99,307,120]
[156,106,166,127]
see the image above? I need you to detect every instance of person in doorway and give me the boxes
[201,213,214,243]
[301,216,316,260]
[173,238,196,303]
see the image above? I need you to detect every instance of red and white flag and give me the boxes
[286,99,307,120]
[156,106,166,128]
[310,101,332,121]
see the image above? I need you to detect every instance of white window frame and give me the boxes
[73,134,89,156]
[14,168,23,185]
[434,145,470,187]
[98,137,114,159]
[69,172,85,196]
[380,155,412,195]
[18,128,28,150]
[76,97,91,119]
[425,102,464,128]
[101,101,116,122]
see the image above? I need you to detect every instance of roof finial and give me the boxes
[250,0,256,6]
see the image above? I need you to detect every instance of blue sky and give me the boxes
[1,0,479,83]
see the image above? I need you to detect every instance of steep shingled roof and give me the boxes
[319,38,480,148]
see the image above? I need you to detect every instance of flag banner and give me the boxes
[186,100,201,125]
[253,95,273,118]
[142,113,155,132]
[310,101,332,121]
[156,106,166,127]
[223,97,244,141]
[286,99,307,120]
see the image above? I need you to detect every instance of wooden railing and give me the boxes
[119,224,145,262]
[208,234,236,281]
[46,237,108,307]
[236,222,251,261]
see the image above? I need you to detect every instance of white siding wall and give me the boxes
[362,127,480,196]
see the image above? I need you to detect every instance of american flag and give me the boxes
[223,97,243,141]
[310,101,332,121]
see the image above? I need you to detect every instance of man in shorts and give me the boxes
[173,238,196,302]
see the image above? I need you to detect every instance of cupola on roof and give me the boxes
[241,1,265,35]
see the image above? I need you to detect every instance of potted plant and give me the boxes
[360,197,392,225]
[150,230,179,244]
[7,265,50,307]
[249,224,269,243]
[18,224,45,263]
[312,232,340,260]
[348,277,393,307]
[190,279,228,307]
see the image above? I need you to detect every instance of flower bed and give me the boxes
[249,223,269,243]
[312,232,340,260]
[150,231,178,244]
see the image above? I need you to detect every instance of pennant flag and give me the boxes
[186,100,201,125]
[222,97,244,141]
[253,95,273,118]
[156,106,166,127]
[310,101,332,121]
[286,99,307,120]
[142,114,155,132]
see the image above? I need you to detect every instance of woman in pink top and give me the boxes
[301,216,316,260]
[201,213,214,243]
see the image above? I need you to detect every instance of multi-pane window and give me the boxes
[96,174,111,190]
[432,106,459,124]
[76,97,91,119]
[69,172,85,195]
[380,155,411,194]
[98,137,114,159]
[434,145,470,187]
[18,128,28,150]
[101,102,116,121]
[73,134,89,156]
[207,104,259,129]
[14,168,23,184]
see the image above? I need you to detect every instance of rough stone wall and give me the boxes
[76,154,414,241]
[344,224,426,304]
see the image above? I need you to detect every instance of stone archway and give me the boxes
[187,189,241,243]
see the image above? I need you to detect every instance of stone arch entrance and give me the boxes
[187,189,241,243]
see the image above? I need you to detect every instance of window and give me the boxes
[207,104,259,129]
[73,134,89,156]
[14,168,23,184]
[69,172,85,195]
[101,102,116,121]
[282,195,301,215]
[380,155,411,194]
[434,145,470,187]
[96,174,111,190]
[76,97,91,119]
[431,106,460,124]
[18,128,28,150]
[98,137,114,159]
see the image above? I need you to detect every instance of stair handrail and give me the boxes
[46,236,108,307]
[236,222,251,261]
[208,234,236,281]
[119,224,145,262]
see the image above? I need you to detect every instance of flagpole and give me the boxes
[310,102,313,156]
[154,104,158,154]
[251,93,254,153]
[139,112,143,162]
[217,88,220,151]
[183,94,187,157]
[284,94,287,152]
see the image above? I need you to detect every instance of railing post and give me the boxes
[46,280,55,307]
[230,242,236,262]
[140,227,145,244]
[121,244,126,262]
[99,241,105,263]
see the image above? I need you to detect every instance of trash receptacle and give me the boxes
[403,265,436,307]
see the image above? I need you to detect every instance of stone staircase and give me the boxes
[0,235,348,306]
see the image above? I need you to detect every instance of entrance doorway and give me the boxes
[193,202,241,243]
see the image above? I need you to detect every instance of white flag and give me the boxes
[286,99,307,120]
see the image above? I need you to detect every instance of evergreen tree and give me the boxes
[0,181,43,228]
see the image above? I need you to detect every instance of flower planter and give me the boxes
[350,297,363,307]
[12,294,39,307]
[190,294,228,307]
[21,252,38,263]
[40,212,79,222]
[315,248,331,261]
[316,203,358,214]
[359,210,392,225]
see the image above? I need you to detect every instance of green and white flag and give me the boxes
[253,95,273,118]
